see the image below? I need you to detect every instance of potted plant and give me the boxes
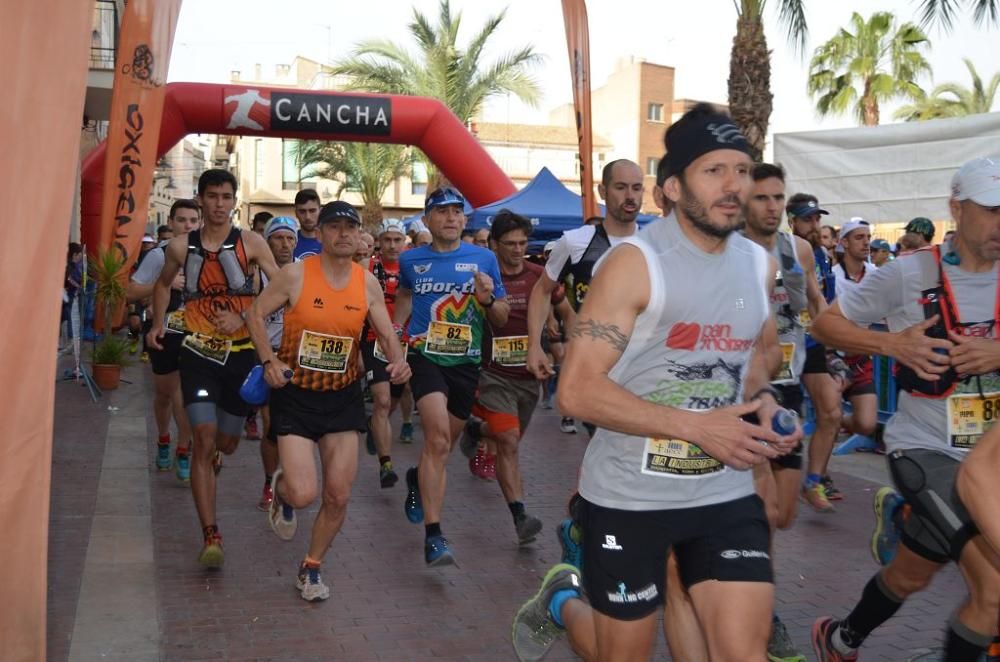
[89,248,131,390]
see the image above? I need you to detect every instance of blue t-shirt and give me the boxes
[398,243,506,366]
[293,232,322,260]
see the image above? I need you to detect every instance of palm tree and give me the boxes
[807,12,930,126]
[727,0,808,161]
[894,57,1000,121]
[916,0,999,28]
[291,140,410,230]
[330,0,541,125]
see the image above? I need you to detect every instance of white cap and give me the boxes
[142,235,156,243]
[378,218,406,236]
[839,217,870,240]
[951,156,1000,207]
[409,218,427,234]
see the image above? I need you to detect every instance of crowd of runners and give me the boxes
[115,102,1000,661]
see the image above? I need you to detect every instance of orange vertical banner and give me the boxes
[98,0,183,272]
[561,0,599,222]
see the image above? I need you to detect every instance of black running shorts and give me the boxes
[179,344,257,417]
[146,331,184,376]
[580,495,773,620]
[408,351,479,420]
[802,342,828,374]
[269,380,367,443]
[362,339,405,398]
[770,383,804,471]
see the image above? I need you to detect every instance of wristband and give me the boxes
[749,386,780,403]
[481,293,496,308]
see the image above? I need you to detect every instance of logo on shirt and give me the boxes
[414,263,432,275]
[720,549,770,560]
[606,582,658,604]
[344,305,361,312]
[455,263,479,272]
[601,535,623,551]
[313,297,324,308]
[665,322,754,353]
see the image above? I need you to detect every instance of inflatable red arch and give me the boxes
[79,82,516,250]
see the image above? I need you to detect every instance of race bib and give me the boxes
[946,392,1000,449]
[424,321,472,356]
[373,337,408,363]
[182,333,231,366]
[640,437,725,478]
[492,335,528,367]
[772,342,797,384]
[165,310,187,334]
[298,331,353,373]
[798,310,812,329]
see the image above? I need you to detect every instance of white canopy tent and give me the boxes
[773,112,1000,225]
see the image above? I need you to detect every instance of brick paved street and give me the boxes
[49,360,963,661]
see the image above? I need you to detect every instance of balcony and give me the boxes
[85,0,121,121]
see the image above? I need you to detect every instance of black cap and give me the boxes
[663,103,752,178]
[318,200,361,225]
[904,217,935,240]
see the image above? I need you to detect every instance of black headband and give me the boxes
[664,114,752,178]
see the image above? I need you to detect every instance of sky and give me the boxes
[168,0,998,145]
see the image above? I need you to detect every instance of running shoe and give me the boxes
[379,461,398,489]
[515,513,543,545]
[540,395,553,410]
[365,416,376,455]
[821,475,844,501]
[871,486,905,566]
[155,442,172,471]
[511,564,582,662]
[482,453,497,481]
[244,415,260,440]
[469,447,487,478]
[404,466,424,523]
[424,534,455,567]
[811,617,858,662]
[801,483,835,513]
[198,530,224,569]
[175,450,191,483]
[560,417,577,434]
[140,351,150,363]
[459,415,483,458]
[296,561,330,602]
[399,422,414,444]
[212,450,223,476]
[767,615,807,662]
[257,481,274,512]
[267,468,297,541]
[556,519,583,571]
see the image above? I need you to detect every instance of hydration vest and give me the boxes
[182,227,255,301]
[775,232,808,313]
[559,224,611,312]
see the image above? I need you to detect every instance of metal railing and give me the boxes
[90,0,119,70]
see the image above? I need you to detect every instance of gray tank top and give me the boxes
[769,232,806,385]
[579,216,771,511]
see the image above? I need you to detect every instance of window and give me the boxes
[411,160,428,196]
[282,139,302,189]
[647,103,664,122]
[646,157,659,177]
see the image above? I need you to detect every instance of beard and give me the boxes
[679,181,744,240]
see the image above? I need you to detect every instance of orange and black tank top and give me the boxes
[279,256,369,391]
[182,227,255,340]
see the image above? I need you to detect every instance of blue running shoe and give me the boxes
[404,466,424,523]
[557,519,582,571]
[424,534,455,566]
[175,451,191,483]
[871,486,905,566]
[399,421,414,444]
[156,442,172,471]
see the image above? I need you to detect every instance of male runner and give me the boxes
[292,189,322,260]
[393,186,509,566]
[870,238,892,267]
[472,228,490,248]
[512,104,800,662]
[902,216,935,251]
[787,193,846,512]
[810,156,1000,661]
[251,211,273,235]
[246,200,409,601]
[362,218,408,488]
[128,199,201,482]
[832,219,879,444]
[147,169,279,568]
[255,216,298,511]
[460,210,551,544]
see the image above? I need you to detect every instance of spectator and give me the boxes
[902,216,935,249]
[61,243,84,346]
[870,238,892,266]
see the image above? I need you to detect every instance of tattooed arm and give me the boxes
[559,244,781,469]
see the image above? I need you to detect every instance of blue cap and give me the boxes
[870,238,891,251]
[424,186,466,213]
[788,200,829,218]
[263,216,298,240]
[239,364,270,406]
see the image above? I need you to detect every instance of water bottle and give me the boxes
[771,408,798,436]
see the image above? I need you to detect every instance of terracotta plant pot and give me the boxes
[92,363,122,391]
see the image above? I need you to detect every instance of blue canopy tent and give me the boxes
[467,167,658,251]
